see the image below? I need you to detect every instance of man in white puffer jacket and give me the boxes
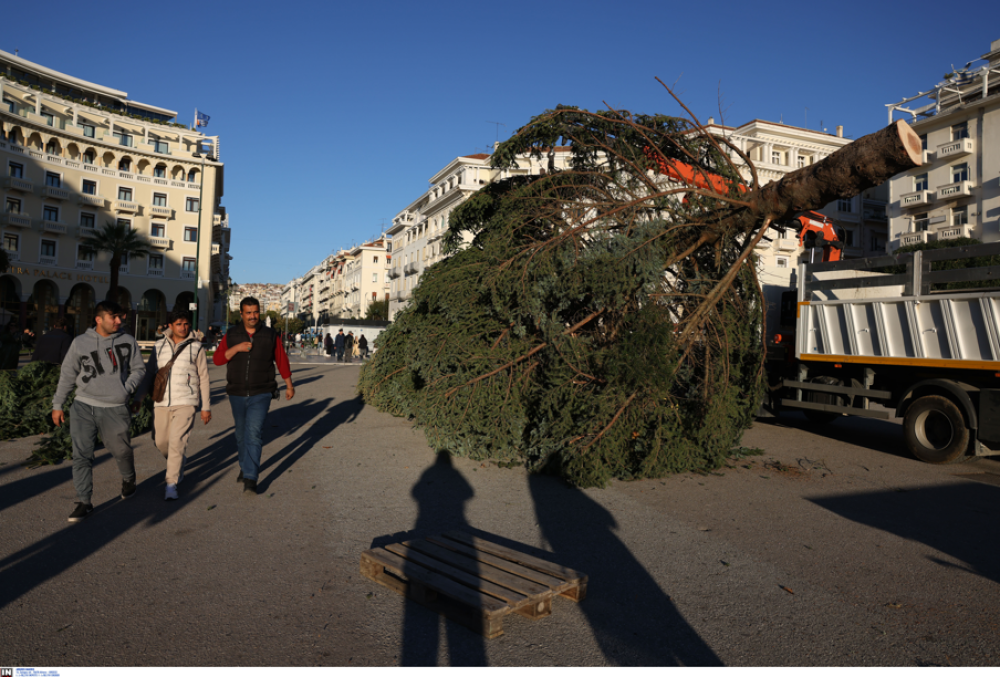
[136,309,212,500]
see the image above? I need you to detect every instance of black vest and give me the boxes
[224,324,278,397]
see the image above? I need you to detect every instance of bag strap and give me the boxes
[160,338,195,373]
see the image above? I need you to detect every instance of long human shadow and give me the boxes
[255,395,361,492]
[810,481,1000,584]
[527,474,722,666]
[372,451,486,667]
[757,412,907,459]
[0,434,237,611]
[0,455,111,515]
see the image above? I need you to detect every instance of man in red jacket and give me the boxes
[213,297,294,495]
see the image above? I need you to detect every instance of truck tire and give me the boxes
[903,395,969,464]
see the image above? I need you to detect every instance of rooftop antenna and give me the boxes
[487,121,506,143]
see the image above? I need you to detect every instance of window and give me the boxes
[186,197,199,212]
[153,165,166,178]
[184,227,197,242]
[914,213,929,231]
[148,254,164,270]
[775,256,789,269]
[952,122,969,141]
[82,180,97,195]
[45,140,58,154]
[373,256,379,263]
[837,198,852,213]
[5,198,21,214]
[40,239,57,258]
[117,218,132,229]
[953,206,968,226]
[113,131,132,147]
[153,140,169,154]
[77,246,94,262]
[118,187,133,201]
[9,162,23,178]
[920,134,927,150]
[43,206,59,222]
[187,169,197,183]
[914,173,928,191]
[42,112,54,127]
[797,155,806,168]
[45,172,61,188]
[80,123,95,138]
[151,223,166,238]
[870,235,883,252]
[3,97,14,114]
[152,193,167,207]
[80,213,95,227]
[83,150,95,165]
[836,228,854,246]
[771,150,782,165]
[372,273,378,283]
[4,233,19,252]
[118,158,131,172]
[182,258,196,272]
[952,163,969,183]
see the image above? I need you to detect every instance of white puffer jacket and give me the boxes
[142,335,211,410]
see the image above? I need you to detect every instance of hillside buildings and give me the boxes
[886,38,1000,250]
[0,50,230,338]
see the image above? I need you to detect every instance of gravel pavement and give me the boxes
[1,363,998,666]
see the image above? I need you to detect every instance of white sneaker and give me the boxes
[164,484,178,501]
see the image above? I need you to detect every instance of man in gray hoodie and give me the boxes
[52,301,146,522]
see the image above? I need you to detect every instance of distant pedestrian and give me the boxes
[344,331,355,364]
[51,301,146,522]
[31,317,73,365]
[213,297,295,496]
[324,333,333,357]
[358,334,368,360]
[0,321,32,369]
[335,329,345,362]
[135,310,212,501]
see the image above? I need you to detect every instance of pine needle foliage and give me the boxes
[359,105,768,487]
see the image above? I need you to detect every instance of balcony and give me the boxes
[387,267,401,279]
[1,213,31,228]
[77,226,97,238]
[937,224,971,241]
[936,181,972,201]
[900,231,929,247]
[936,138,974,160]
[115,200,139,213]
[4,249,19,261]
[75,260,94,270]
[42,186,69,200]
[863,209,887,222]
[79,194,105,207]
[149,237,171,249]
[404,262,419,275]
[180,270,195,280]
[775,238,799,252]
[3,177,33,193]
[147,268,164,277]
[900,190,930,208]
[149,206,173,219]
[211,243,221,255]
[39,220,67,234]
[39,256,57,266]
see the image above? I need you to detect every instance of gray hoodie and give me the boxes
[52,328,146,411]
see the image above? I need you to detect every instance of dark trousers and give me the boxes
[70,401,135,504]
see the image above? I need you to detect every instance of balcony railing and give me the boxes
[1,213,31,228]
[3,249,19,261]
[115,200,139,213]
[3,177,33,193]
[147,268,164,277]
[39,256,57,266]
[900,231,929,247]
[775,238,799,252]
[75,260,94,270]
[42,186,69,200]
[387,267,401,279]
[79,194,105,207]
[39,220,67,234]
[936,180,972,201]
[937,138,974,160]
[149,237,171,249]
[149,206,173,218]
[937,224,971,241]
[900,190,930,208]
[77,226,97,238]
[180,270,195,279]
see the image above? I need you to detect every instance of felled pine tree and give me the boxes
[359,97,922,487]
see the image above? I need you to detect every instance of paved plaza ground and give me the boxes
[1,363,998,666]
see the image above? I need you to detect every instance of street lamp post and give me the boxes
[191,144,208,333]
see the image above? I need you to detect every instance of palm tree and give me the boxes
[80,220,153,303]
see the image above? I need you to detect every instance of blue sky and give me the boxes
[3,0,996,284]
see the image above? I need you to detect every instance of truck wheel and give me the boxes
[903,395,969,464]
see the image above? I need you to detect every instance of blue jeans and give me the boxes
[229,393,272,481]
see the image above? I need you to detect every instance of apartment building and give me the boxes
[886,38,1000,250]
[339,239,388,319]
[387,149,573,319]
[0,50,230,338]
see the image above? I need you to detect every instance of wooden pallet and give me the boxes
[360,530,587,638]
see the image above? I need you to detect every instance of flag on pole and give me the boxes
[195,109,210,128]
